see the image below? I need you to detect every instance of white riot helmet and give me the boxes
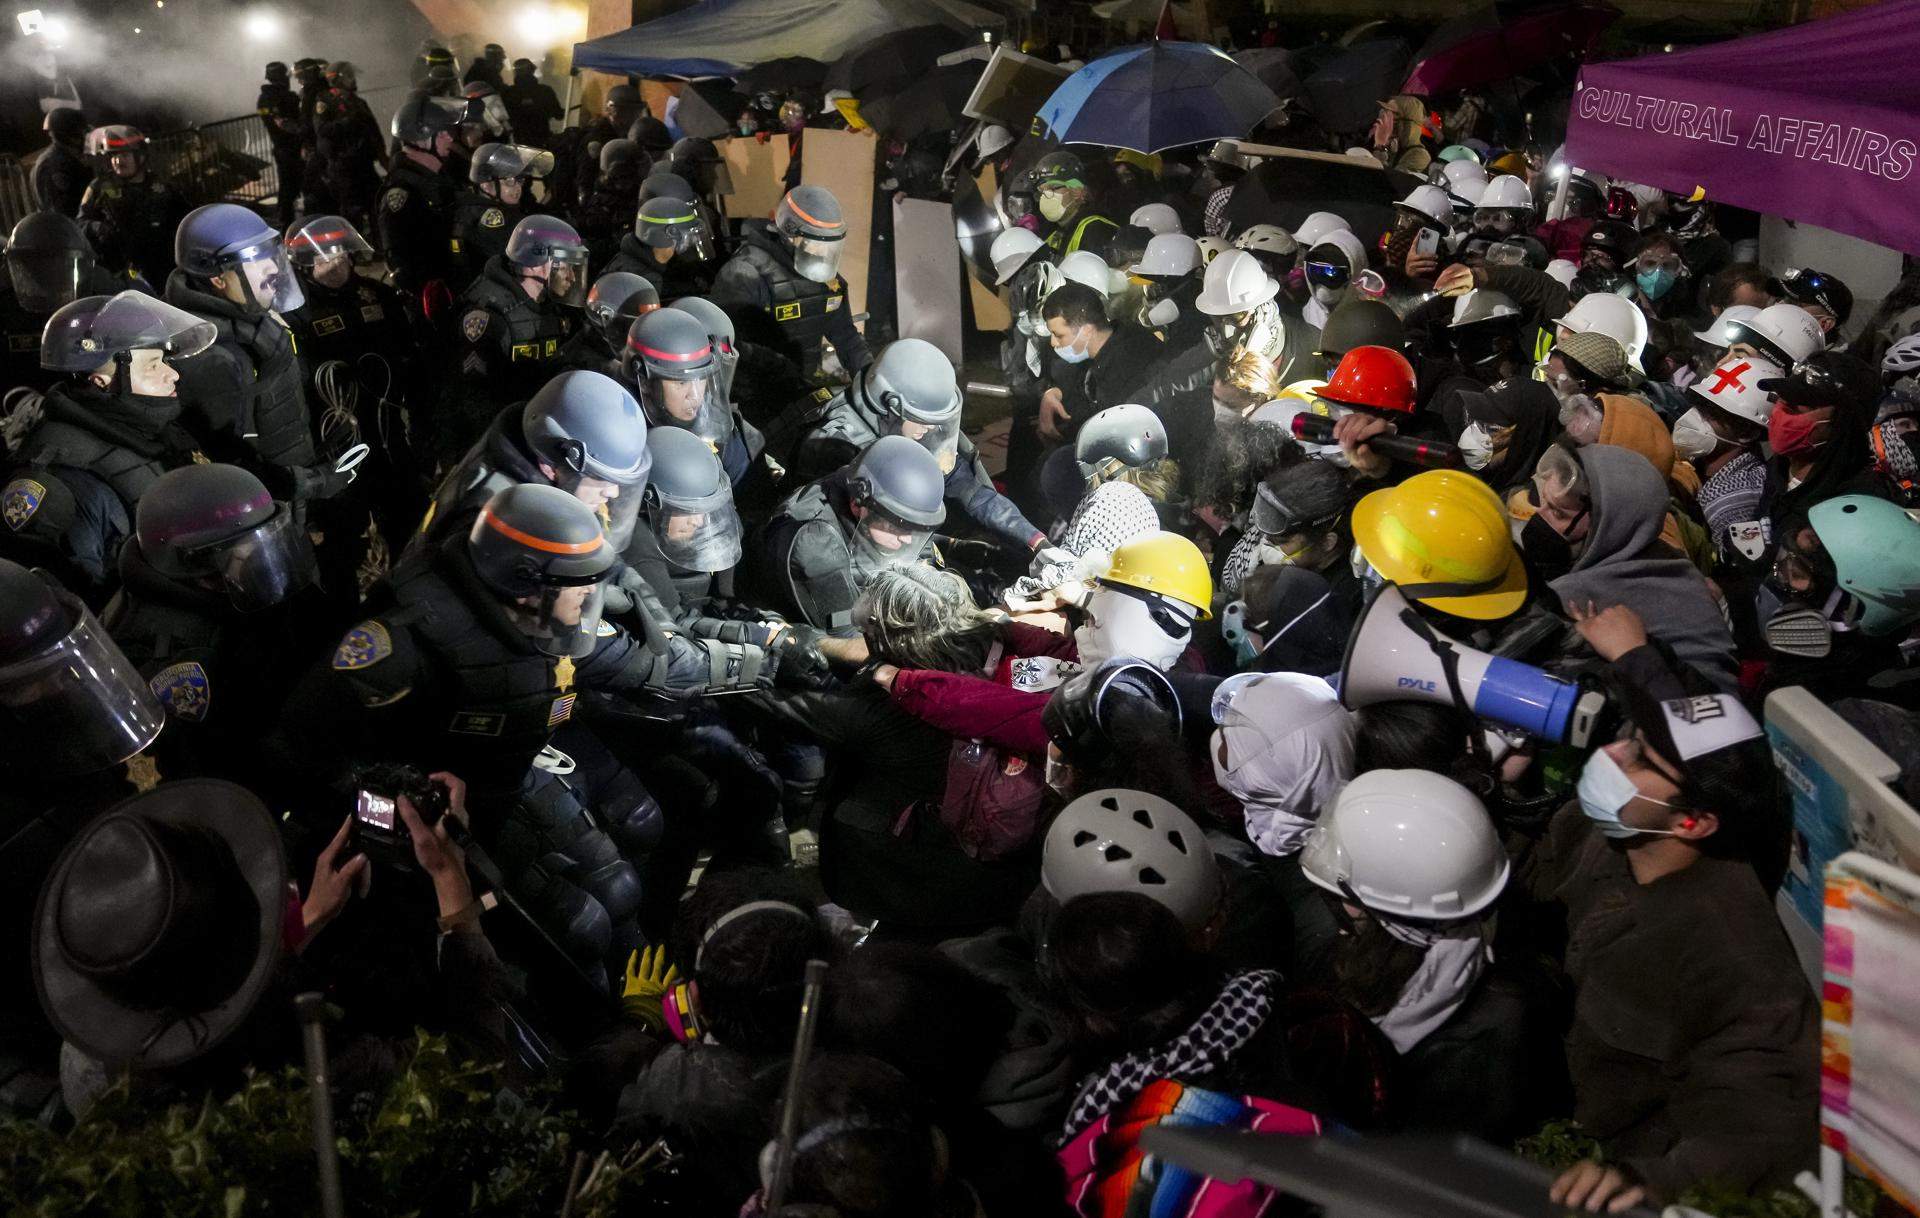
[1058,250,1112,296]
[1290,211,1351,249]
[1731,301,1826,367]
[1688,352,1782,427]
[1195,249,1278,316]
[1299,769,1509,921]
[1042,788,1222,931]
[1395,184,1454,229]
[1195,236,1230,264]
[1129,202,1182,236]
[990,227,1045,287]
[1130,233,1200,278]
[1557,291,1649,366]
[1233,223,1298,257]
[1693,303,1763,351]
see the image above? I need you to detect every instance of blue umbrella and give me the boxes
[1035,41,1283,155]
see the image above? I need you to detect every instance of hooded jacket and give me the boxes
[1211,672,1355,857]
[1549,444,1737,690]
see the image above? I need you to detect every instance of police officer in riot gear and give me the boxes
[626,195,717,299]
[78,126,189,287]
[573,83,647,202]
[571,137,648,267]
[167,203,349,508]
[619,307,764,488]
[752,434,946,631]
[311,62,385,230]
[558,270,659,375]
[712,184,871,378]
[0,212,125,397]
[380,93,468,301]
[466,41,508,89]
[504,58,563,149]
[33,108,91,217]
[1,291,213,600]
[452,142,555,290]
[102,463,323,787]
[664,294,774,489]
[449,213,586,459]
[598,170,691,279]
[772,336,1051,555]
[258,61,306,227]
[669,136,731,218]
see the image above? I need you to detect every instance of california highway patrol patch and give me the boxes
[2,478,44,530]
[462,310,490,343]
[332,621,393,670]
[150,661,211,722]
[481,207,506,228]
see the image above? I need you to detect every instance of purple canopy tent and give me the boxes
[1565,0,1920,256]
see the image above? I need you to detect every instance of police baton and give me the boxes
[1290,412,1464,470]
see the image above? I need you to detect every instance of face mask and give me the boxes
[1053,327,1092,364]
[1038,192,1068,223]
[1311,284,1344,307]
[1576,747,1679,839]
[1458,421,1495,470]
[1145,296,1181,327]
[1671,407,1718,460]
[1636,267,1678,300]
[1073,587,1190,670]
[1768,407,1828,457]
[1520,512,1576,581]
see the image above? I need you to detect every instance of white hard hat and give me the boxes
[989,227,1044,286]
[1233,223,1298,257]
[1129,202,1182,236]
[1477,173,1533,212]
[1737,301,1826,366]
[1058,250,1112,295]
[1693,303,1763,348]
[1195,236,1231,264]
[1688,352,1782,427]
[1544,259,1578,289]
[1195,248,1278,316]
[1441,161,1487,192]
[1557,291,1649,365]
[1449,288,1519,328]
[1395,184,1453,228]
[1291,211,1352,249]
[1042,788,1222,931]
[1299,769,1509,921]
[1129,232,1201,278]
[977,124,1015,160]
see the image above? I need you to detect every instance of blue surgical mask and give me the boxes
[1576,747,1679,839]
[1053,328,1092,364]
[1636,266,1678,300]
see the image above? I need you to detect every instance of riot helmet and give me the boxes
[390,93,467,156]
[521,370,652,509]
[846,435,946,574]
[623,308,724,444]
[469,142,555,207]
[670,136,730,196]
[466,483,614,658]
[41,291,215,398]
[774,185,847,284]
[669,295,739,405]
[862,339,962,474]
[134,464,316,611]
[635,196,715,262]
[7,212,92,313]
[644,427,743,573]
[638,170,696,207]
[85,125,147,178]
[584,271,661,346]
[283,214,374,290]
[504,214,588,308]
[1075,403,1167,486]
[175,203,306,313]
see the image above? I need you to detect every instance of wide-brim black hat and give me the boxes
[34,778,287,1070]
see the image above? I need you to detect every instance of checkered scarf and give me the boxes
[1061,969,1280,1144]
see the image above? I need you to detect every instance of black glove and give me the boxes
[771,631,833,690]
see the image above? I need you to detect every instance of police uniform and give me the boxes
[770,382,1044,551]
[447,190,520,291]
[0,263,126,398]
[711,221,870,378]
[601,232,714,303]
[0,382,199,601]
[748,469,870,632]
[30,141,90,218]
[376,153,458,298]
[447,255,574,460]
[257,79,307,226]
[78,175,190,287]
[312,88,385,231]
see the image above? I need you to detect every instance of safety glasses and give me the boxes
[1303,260,1349,289]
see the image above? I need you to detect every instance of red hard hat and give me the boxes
[1317,344,1417,415]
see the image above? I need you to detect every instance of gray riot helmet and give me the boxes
[644,427,743,573]
[283,214,374,272]
[41,291,216,396]
[470,141,555,185]
[863,339,962,474]
[522,370,653,493]
[670,136,731,196]
[134,464,317,612]
[598,138,647,177]
[504,214,588,308]
[638,170,696,207]
[635,195,715,262]
[847,435,946,573]
[669,295,738,404]
[774,185,847,284]
[583,271,660,345]
[624,308,727,445]
[7,212,91,313]
[466,483,614,658]
[1074,403,1167,486]
[0,560,163,774]
[390,92,467,147]
[174,203,305,313]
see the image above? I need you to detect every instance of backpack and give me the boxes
[937,737,1047,862]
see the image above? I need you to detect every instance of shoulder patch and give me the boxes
[480,206,506,229]
[382,186,409,213]
[462,309,490,342]
[149,661,211,723]
[811,386,835,404]
[596,618,618,637]
[2,478,46,530]
[332,621,393,670]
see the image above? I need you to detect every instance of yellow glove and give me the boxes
[621,945,680,1034]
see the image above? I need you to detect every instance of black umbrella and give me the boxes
[1300,37,1411,137]
[1222,151,1413,253]
[823,25,973,98]
[1231,47,1301,100]
[862,62,986,143]
[734,56,829,93]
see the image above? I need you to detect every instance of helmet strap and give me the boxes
[111,350,133,398]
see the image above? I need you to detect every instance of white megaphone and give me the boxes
[1337,584,1607,748]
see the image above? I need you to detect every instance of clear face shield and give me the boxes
[851,505,935,576]
[512,580,608,659]
[650,487,744,573]
[8,248,85,314]
[697,160,733,197]
[0,577,163,774]
[191,505,318,612]
[537,247,589,308]
[285,217,374,290]
[638,369,732,447]
[225,238,306,313]
[791,234,844,284]
[885,412,961,475]
[670,217,717,264]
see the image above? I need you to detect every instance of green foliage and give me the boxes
[0,1033,649,1218]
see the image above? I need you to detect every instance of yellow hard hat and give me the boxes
[1275,378,1328,406]
[1099,530,1213,619]
[1349,470,1528,621]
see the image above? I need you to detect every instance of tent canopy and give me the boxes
[1565,0,1920,256]
[571,0,986,79]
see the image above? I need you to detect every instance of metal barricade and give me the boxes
[0,154,39,232]
[146,114,278,210]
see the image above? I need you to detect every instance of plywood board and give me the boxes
[797,127,878,326]
[894,197,964,365]
[719,134,792,224]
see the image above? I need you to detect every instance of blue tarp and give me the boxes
[572,0,963,78]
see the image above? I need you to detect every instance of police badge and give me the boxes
[150,661,211,723]
[462,310,490,343]
[332,621,393,670]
